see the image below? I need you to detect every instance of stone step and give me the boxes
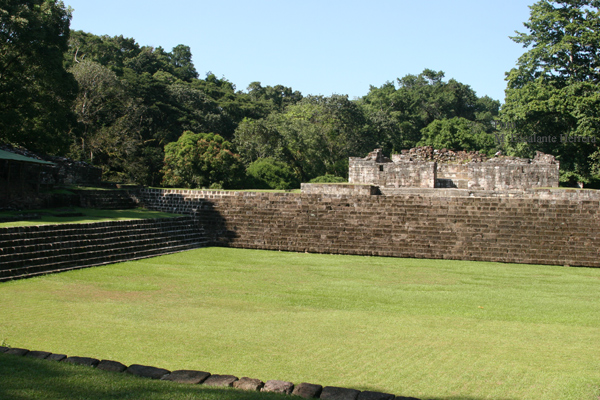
[0,236,205,269]
[0,217,199,245]
[0,232,205,266]
[0,217,208,281]
[0,241,208,281]
[0,225,204,256]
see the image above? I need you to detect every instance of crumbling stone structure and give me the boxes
[349,147,559,191]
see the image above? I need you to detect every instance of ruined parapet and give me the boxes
[395,146,488,164]
[468,151,559,190]
[349,149,436,188]
[301,183,380,196]
[349,147,559,191]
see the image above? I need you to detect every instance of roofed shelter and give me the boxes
[0,149,55,207]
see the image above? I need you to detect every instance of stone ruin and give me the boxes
[348,147,559,191]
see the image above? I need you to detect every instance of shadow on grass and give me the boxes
[0,353,290,400]
[423,397,517,400]
[356,384,517,400]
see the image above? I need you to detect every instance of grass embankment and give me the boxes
[0,208,182,228]
[1,248,599,399]
[0,353,289,400]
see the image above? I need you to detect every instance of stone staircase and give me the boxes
[0,217,208,281]
[77,190,137,209]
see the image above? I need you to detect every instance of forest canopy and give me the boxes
[2,0,600,188]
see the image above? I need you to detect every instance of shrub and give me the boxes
[308,174,347,183]
[246,158,299,190]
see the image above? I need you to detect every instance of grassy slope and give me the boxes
[0,208,182,228]
[0,353,290,400]
[1,248,599,400]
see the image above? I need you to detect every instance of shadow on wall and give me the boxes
[151,192,236,247]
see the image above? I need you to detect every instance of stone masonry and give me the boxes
[348,148,559,191]
[137,188,600,268]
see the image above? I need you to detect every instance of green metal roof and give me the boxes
[0,149,55,165]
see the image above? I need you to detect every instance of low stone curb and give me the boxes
[262,379,294,394]
[97,360,127,373]
[203,374,238,387]
[0,347,422,400]
[26,350,51,359]
[321,386,361,400]
[162,370,210,385]
[234,377,264,391]
[65,356,100,367]
[126,364,170,380]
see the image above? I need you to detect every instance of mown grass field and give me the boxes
[0,207,181,228]
[1,247,599,400]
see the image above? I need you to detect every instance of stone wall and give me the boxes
[349,148,559,191]
[349,152,436,188]
[468,157,560,191]
[436,163,469,188]
[300,183,380,196]
[137,188,600,268]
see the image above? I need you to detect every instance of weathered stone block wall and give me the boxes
[300,183,379,196]
[436,164,469,188]
[349,159,436,188]
[349,148,559,191]
[138,189,600,268]
[468,162,560,190]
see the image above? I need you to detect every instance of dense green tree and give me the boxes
[0,0,77,154]
[246,157,299,189]
[169,44,198,82]
[501,0,600,185]
[234,94,371,180]
[69,60,146,182]
[161,131,245,189]
[246,82,303,111]
[66,30,140,74]
[418,117,498,155]
[361,69,499,153]
[233,116,288,164]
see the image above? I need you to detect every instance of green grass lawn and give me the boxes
[1,248,599,400]
[0,352,290,400]
[0,207,182,228]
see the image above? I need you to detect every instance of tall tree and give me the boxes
[161,131,245,189]
[234,94,372,180]
[169,44,198,82]
[361,69,499,153]
[0,0,77,154]
[69,60,146,182]
[501,0,600,185]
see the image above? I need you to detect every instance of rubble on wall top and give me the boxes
[363,148,391,163]
[393,146,488,163]
[361,147,557,165]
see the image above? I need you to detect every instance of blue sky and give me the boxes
[64,0,534,103]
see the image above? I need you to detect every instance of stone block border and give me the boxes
[0,346,420,400]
